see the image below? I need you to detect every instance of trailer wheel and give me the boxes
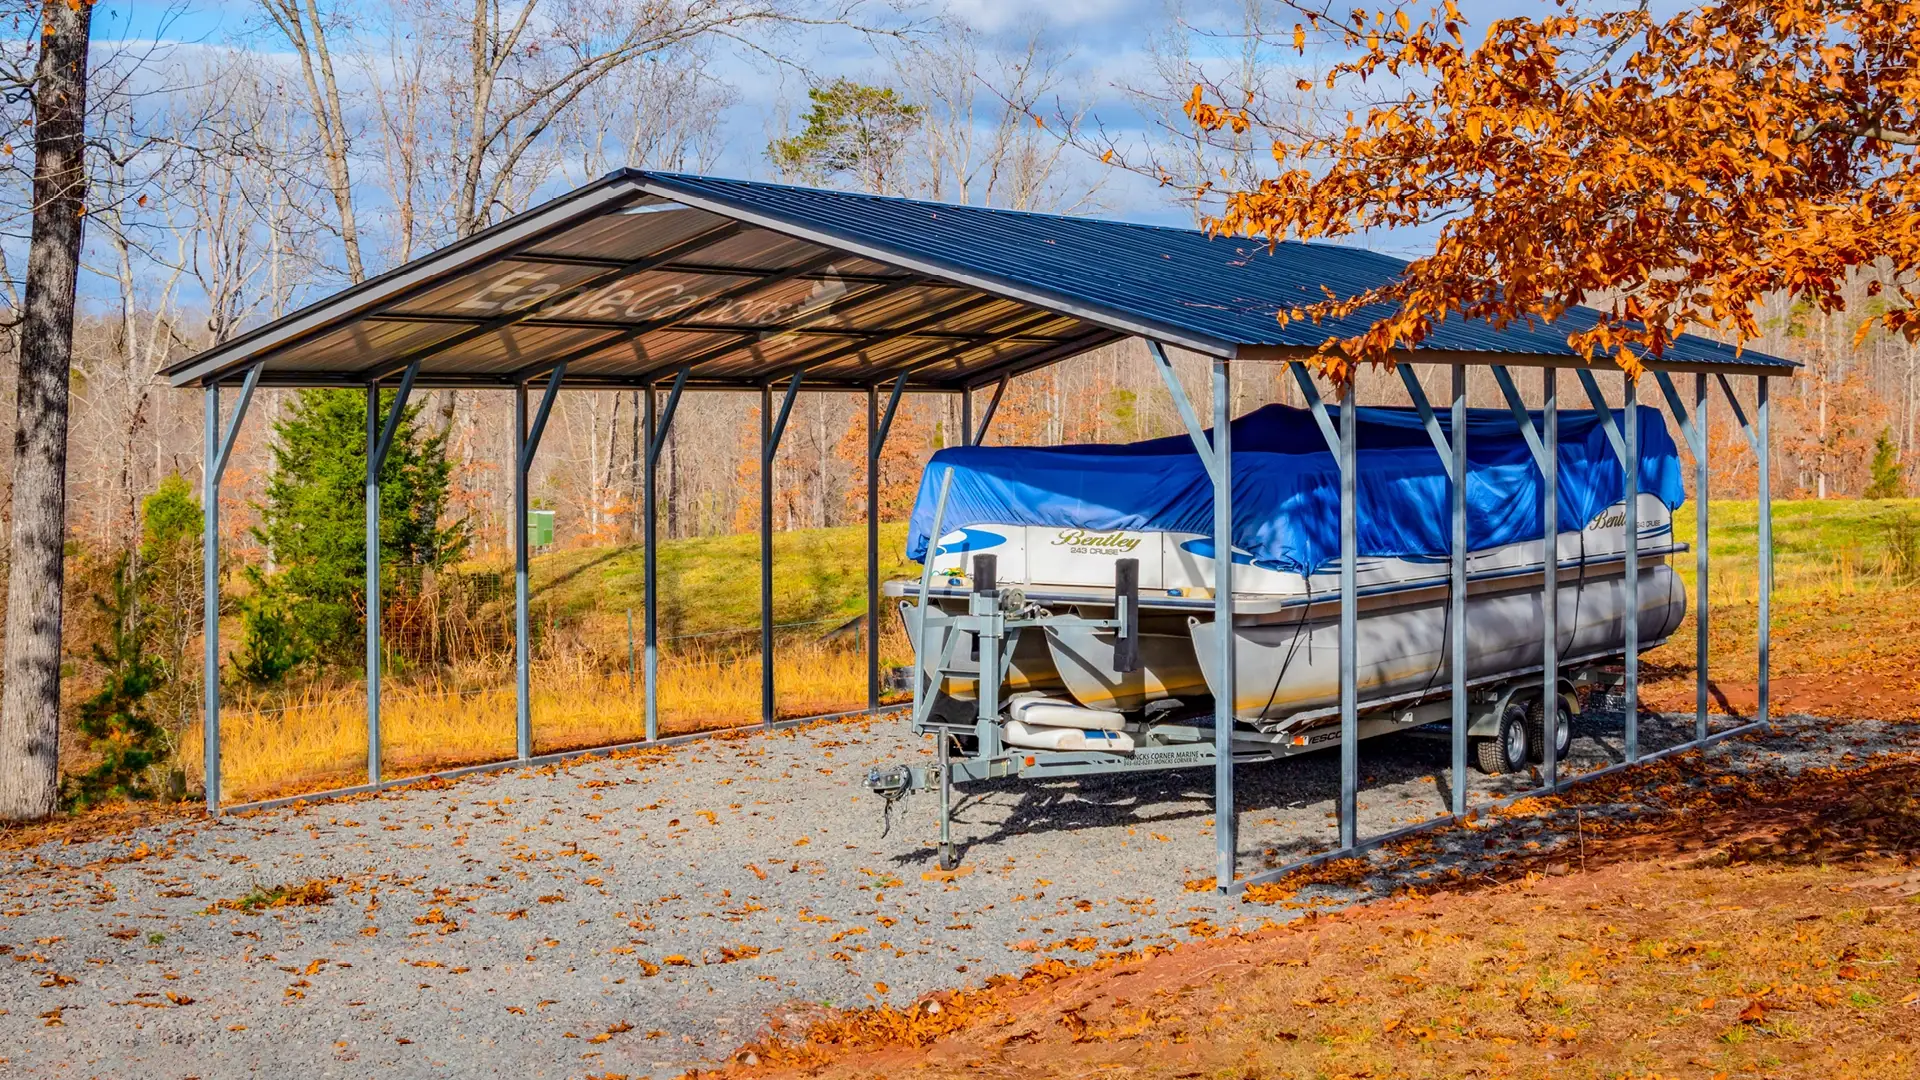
[1473,703,1531,775]
[1525,696,1573,763]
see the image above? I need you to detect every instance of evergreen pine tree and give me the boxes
[63,554,166,809]
[138,476,206,750]
[245,388,466,672]
[1867,429,1907,500]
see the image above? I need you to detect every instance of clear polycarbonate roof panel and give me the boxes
[164,169,1793,390]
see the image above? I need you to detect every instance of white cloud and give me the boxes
[947,0,1149,35]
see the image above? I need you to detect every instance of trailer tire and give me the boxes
[1526,696,1573,763]
[1474,704,1530,775]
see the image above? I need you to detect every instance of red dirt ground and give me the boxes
[692,757,1920,1080]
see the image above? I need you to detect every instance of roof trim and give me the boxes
[1236,345,1799,378]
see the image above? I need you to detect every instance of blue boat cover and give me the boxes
[905,403,1685,575]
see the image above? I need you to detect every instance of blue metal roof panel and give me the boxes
[636,171,1793,371]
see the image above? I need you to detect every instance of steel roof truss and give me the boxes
[499,250,845,383]
[351,221,742,382]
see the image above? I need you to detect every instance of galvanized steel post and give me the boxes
[202,386,221,812]
[1449,365,1468,818]
[1211,357,1237,890]
[1695,373,1710,744]
[1757,376,1771,726]
[867,374,906,714]
[364,362,418,787]
[1541,369,1560,788]
[1624,373,1639,762]
[760,383,774,729]
[642,365,687,743]
[761,373,803,729]
[366,382,382,785]
[644,381,659,741]
[1144,341,1235,886]
[867,385,880,712]
[513,364,566,761]
[200,364,261,813]
[1338,376,1359,850]
[514,384,531,760]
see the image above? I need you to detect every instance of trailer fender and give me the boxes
[1466,680,1580,738]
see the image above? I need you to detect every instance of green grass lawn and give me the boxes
[1671,496,1920,573]
[516,522,917,642]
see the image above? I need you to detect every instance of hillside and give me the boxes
[513,521,919,645]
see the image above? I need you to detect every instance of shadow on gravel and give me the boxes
[902,711,1915,880]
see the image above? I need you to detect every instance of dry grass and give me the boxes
[1644,511,1920,719]
[181,632,909,804]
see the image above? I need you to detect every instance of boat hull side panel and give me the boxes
[1187,564,1685,725]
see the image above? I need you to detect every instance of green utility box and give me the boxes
[527,509,555,549]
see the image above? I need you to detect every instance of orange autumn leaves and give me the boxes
[1185,1,1920,383]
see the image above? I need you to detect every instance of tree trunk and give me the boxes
[0,0,92,821]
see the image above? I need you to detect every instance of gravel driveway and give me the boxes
[1,709,1908,1079]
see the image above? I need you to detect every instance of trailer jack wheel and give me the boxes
[938,843,960,872]
[1474,703,1531,775]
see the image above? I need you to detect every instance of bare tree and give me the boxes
[363,8,435,265]
[894,24,1096,212]
[1,0,93,820]
[160,53,325,344]
[563,41,738,179]
[78,87,189,541]
[257,0,367,281]
[406,0,888,238]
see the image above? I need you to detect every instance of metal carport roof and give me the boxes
[163,170,1795,390]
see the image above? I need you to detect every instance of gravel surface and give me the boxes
[2,710,1911,1079]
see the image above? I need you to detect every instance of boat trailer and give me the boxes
[866,550,1616,871]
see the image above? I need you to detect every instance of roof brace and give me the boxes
[1573,367,1629,467]
[1716,373,1760,458]
[1490,365,1553,476]
[1148,340,1219,486]
[1290,361,1343,457]
[1652,370,1705,458]
[369,360,421,478]
[1397,364,1457,484]
[971,375,1008,445]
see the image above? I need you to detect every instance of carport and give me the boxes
[165,170,1794,891]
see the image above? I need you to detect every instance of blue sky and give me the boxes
[53,0,1595,316]
[85,0,1285,225]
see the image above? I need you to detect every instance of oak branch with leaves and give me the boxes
[1184,0,1920,382]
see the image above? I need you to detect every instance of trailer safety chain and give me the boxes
[867,764,913,838]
